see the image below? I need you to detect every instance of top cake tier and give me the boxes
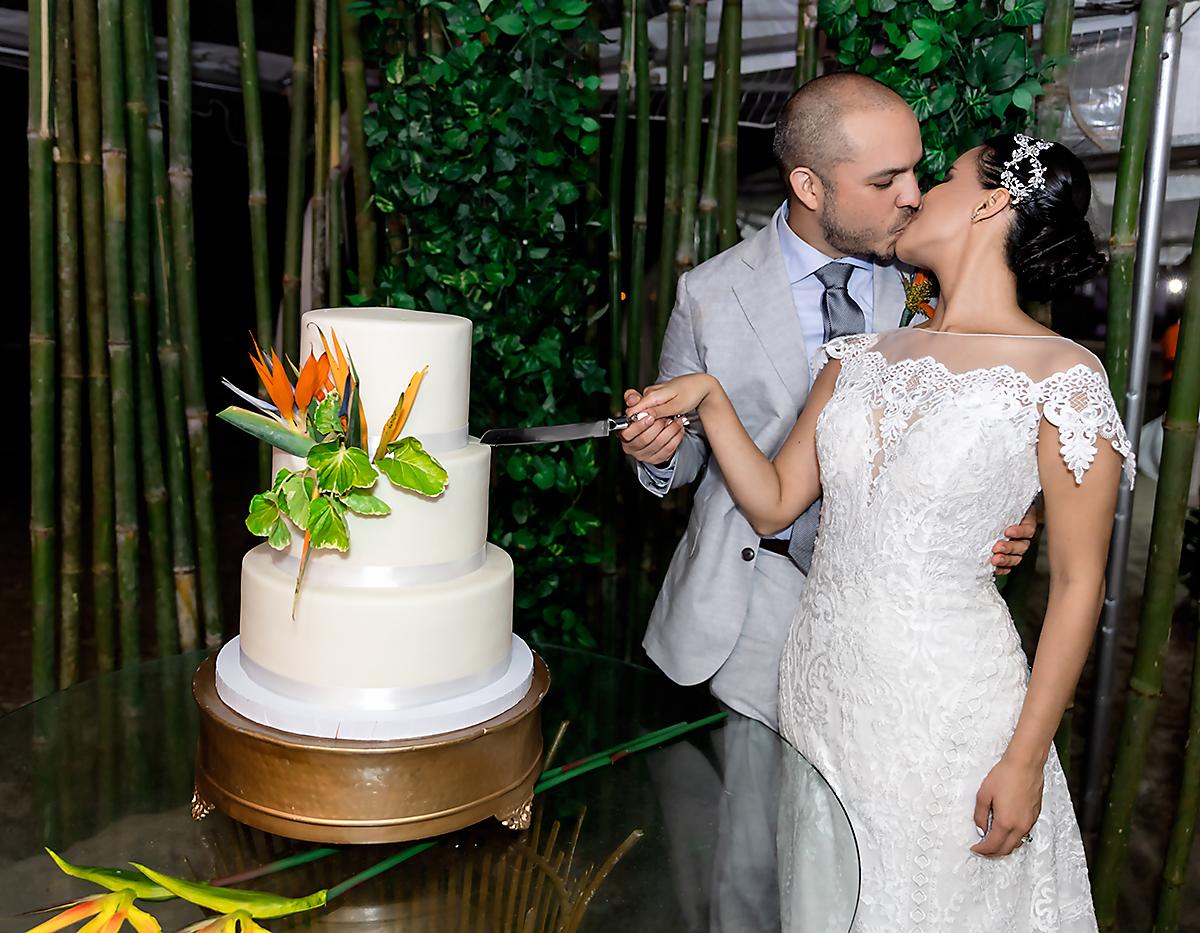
[301,307,472,450]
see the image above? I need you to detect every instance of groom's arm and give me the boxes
[620,273,710,497]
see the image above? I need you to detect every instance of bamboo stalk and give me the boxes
[654,0,686,347]
[73,0,116,673]
[697,52,723,263]
[1155,617,1200,932]
[311,0,329,309]
[123,0,177,656]
[674,0,706,280]
[626,0,650,388]
[794,0,817,89]
[143,7,199,650]
[28,0,56,696]
[340,0,376,299]
[1097,197,1200,930]
[168,0,223,644]
[607,0,633,410]
[1103,0,1168,401]
[715,0,741,252]
[234,0,273,484]
[53,0,82,687]
[99,0,146,668]
[328,0,343,306]
[283,0,313,355]
[1035,0,1074,139]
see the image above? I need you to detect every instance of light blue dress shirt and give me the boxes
[641,203,877,530]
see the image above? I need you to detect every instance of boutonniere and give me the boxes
[900,270,936,327]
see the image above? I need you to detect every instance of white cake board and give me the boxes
[215,634,535,740]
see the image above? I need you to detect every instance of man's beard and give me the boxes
[820,189,916,265]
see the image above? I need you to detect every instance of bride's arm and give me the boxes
[629,361,841,535]
[971,418,1122,858]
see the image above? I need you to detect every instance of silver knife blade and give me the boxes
[480,416,632,447]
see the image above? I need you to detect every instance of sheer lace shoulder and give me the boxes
[1036,347,1136,488]
[812,332,880,376]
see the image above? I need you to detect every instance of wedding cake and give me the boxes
[213,307,535,741]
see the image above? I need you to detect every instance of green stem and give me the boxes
[340,0,376,300]
[144,7,199,651]
[328,0,343,306]
[28,0,56,696]
[626,0,650,387]
[74,0,117,673]
[1103,0,1168,401]
[122,0,177,656]
[1095,183,1200,930]
[311,0,329,309]
[168,0,223,644]
[697,47,723,263]
[607,0,633,410]
[53,0,82,688]
[715,0,741,251]
[794,0,817,88]
[326,842,438,900]
[283,0,314,354]
[673,0,706,281]
[1035,0,1074,139]
[655,0,686,349]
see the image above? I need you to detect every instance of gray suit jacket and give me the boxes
[639,204,909,686]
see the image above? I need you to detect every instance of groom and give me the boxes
[623,72,1037,731]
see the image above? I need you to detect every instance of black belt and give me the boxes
[758,537,791,557]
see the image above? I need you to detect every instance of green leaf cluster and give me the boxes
[356,0,606,646]
[819,0,1048,181]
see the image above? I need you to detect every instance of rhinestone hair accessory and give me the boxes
[1000,133,1054,204]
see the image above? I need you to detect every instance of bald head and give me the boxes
[772,73,910,186]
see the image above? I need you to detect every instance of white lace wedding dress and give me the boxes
[777,329,1135,933]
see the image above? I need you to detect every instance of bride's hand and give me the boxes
[970,755,1044,858]
[627,373,717,421]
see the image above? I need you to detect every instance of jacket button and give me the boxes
[741,547,755,562]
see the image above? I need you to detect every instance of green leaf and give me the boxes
[307,442,378,495]
[911,17,941,41]
[218,407,314,458]
[376,437,449,497]
[1001,0,1045,27]
[991,91,1013,118]
[312,393,341,437]
[268,520,293,550]
[246,493,290,551]
[918,46,942,74]
[928,0,955,9]
[492,12,525,34]
[306,496,350,551]
[343,491,392,515]
[44,849,172,901]
[279,471,315,529]
[897,38,928,60]
[131,863,327,918]
[1012,86,1034,111]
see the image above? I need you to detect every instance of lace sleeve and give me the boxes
[1038,364,1136,487]
[812,333,881,377]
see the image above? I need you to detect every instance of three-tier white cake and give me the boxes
[214,307,534,740]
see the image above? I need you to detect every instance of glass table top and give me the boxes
[0,645,859,932]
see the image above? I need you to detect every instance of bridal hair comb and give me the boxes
[1000,133,1054,204]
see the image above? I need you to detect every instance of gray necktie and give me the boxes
[787,261,865,574]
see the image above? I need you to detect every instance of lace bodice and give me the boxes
[776,329,1128,932]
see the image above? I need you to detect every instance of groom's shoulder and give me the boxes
[681,224,773,294]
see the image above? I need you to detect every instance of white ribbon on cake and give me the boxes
[238,647,514,711]
[271,545,486,588]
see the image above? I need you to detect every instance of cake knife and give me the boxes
[479,412,694,446]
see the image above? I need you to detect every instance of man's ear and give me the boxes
[788,166,824,211]
[971,188,1011,223]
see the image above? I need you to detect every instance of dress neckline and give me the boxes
[914,329,1064,340]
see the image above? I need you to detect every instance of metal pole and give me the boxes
[1083,1,1183,832]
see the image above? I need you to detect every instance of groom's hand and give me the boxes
[991,503,1039,576]
[619,389,685,467]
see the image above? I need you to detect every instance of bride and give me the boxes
[629,133,1132,930]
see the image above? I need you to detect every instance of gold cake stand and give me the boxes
[191,652,550,844]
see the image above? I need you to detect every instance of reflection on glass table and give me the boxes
[0,645,859,932]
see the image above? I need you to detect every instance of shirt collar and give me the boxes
[777,201,874,285]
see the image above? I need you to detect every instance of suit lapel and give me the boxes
[732,207,811,404]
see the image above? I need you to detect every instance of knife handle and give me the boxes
[609,411,697,432]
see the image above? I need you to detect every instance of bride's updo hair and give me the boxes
[976,134,1106,301]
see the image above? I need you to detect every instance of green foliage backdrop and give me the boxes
[820,0,1051,180]
[355,0,607,646]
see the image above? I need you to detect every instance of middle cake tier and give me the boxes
[240,542,515,694]
[272,438,491,570]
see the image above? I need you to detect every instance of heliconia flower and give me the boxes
[248,333,298,427]
[23,890,160,933]
[374,367,428,460]
[292,351,325,411]
[43,850,173,901]
[175,910,272,933]
[129,864,325,920]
